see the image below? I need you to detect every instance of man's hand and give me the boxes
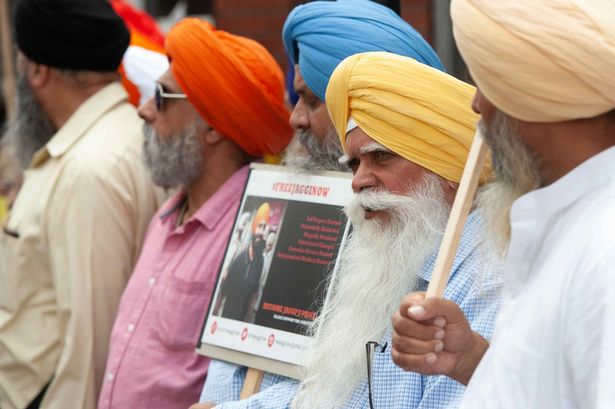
[188,402,217,409]
[390,292,488,385]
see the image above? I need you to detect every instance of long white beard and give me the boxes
[292,174,449,409]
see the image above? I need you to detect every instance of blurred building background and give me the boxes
[0,0,466,128]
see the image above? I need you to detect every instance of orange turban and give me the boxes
[166,18,293,156]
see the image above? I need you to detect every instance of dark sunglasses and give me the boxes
[155,82,187,111]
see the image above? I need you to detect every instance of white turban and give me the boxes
[451,0,615,122]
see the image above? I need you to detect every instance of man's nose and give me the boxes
[351,163,377,193]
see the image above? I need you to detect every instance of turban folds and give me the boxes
[14,0,129,71]
[166,19,293,156]
[451,0,615,122]
[326,52,490,184]
[283,0,444,101]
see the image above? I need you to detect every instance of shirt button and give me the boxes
[107,372,114,381]
[127,323,135,332]
[148,276,156,286]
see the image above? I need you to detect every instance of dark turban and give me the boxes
[14,0,130,71]
[282,0,444,101]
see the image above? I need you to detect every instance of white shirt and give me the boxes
[461,146,615,409]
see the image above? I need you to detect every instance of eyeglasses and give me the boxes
[155,82,187,111]
[366,340,388,409]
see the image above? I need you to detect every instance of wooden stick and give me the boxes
[426,130,488,298]
[240,368,264,399]
[0,0,16,117]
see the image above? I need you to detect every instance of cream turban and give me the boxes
[451,0,615,122]
[326,51,490,184]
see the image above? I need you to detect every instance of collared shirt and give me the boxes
[98,165,249,409]
[461,147,615,409]
[0,83,160,409]
[200,211,503,409]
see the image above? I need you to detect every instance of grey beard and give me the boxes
[2,72,56,170]
[476,110,542,253]
[283,128,347,173]
[293,174,449,409]
[142,121,205,189]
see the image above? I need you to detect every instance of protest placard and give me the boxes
[197,163,352,379]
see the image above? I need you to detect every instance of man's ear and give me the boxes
[203,127,223,145]
[26,62,50,89]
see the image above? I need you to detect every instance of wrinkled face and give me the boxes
[343,127,432,222]
[138,67,210,188]
[138,68,201,139]
[289,65,333,142]
[283,65,345,172]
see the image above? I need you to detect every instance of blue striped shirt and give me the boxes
[200,211,502,408]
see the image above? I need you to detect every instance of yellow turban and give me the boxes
[326,51,489,184]
[252,202,270,234]
[451,0,615,122]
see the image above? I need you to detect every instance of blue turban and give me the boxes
[282,0,445,101]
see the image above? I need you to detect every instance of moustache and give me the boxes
[345,189,412,220]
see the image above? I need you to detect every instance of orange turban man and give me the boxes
[166,19,293,156]
[99,18,293,409]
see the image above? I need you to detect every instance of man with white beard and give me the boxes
[196,52,502,408]
[291,51,502,409]
[391,1,615,408]
[193,2,448,407]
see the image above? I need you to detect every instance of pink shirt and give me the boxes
[98,166,249,409]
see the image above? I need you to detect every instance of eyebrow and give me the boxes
[338,142,392,165]
[360,142,391,155]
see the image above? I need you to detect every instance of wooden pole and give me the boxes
[1,0,16,118]
[240,368,264,399]
[426,130,488,298]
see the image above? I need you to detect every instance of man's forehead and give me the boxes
[293,65,316,97]
[158,67,181,91]
[345,128,390,155]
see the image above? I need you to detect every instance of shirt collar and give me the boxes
[160,165,250,231]
[419,209,483,283]
[510,146,615,221]
[32,83,128,167]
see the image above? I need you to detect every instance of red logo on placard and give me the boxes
[241,327,249,341]
[267,334,275,347]
[210,321,218,334]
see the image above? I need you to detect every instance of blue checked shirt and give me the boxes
[200,211,503,409]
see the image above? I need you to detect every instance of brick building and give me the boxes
[0,0,465,124]
[139,0,465,78]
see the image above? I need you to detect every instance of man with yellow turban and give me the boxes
[391,1,615,408]
[197,51,503,409]
[195,2,451,408]
[98,18,292,409]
